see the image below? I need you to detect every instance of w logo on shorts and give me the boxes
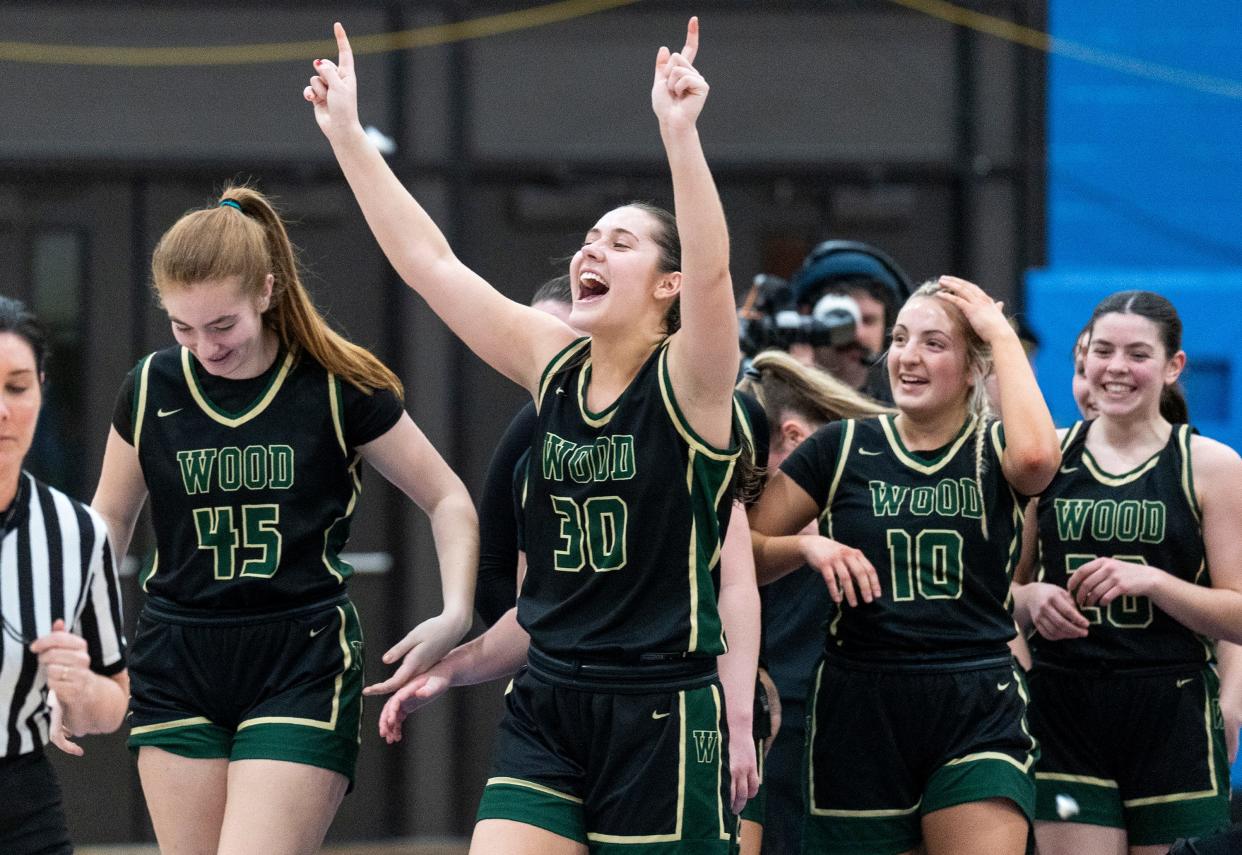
[692,730,720,764]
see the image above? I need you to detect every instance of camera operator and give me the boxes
[739,241,911,401]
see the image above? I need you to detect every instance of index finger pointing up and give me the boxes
[334,21,355,75]
[681,16,699,64]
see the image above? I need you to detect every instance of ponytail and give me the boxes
[736,350,891,438]
[152,183,403,400]
[1159,383,1189,424]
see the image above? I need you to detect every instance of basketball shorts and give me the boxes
[1028,663,1230,845]
[802,654,1037,855]
[477,651,739,854]
[127,593,364,785]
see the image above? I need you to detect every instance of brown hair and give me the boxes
[621,202,681,336]
[1083,291,1189,424]
[151,183,403,399]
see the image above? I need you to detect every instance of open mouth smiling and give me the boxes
[578,271,610,301]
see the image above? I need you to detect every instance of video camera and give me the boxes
[739,240,913,358]
[739,273,861,356]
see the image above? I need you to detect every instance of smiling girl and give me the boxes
[91,186,478,855]
[751,277,1060,855]
[1013,291,1242,854]
[305,18,758,854]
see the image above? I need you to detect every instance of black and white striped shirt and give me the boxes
[0,471,126,757]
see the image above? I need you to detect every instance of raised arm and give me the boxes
[305,23,575,394]
[935,276,1060,495]
[658,19,740,450]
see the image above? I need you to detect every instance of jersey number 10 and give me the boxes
[886,529,964,601]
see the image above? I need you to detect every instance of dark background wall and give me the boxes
[0,0,1045,842]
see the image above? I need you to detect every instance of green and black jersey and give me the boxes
[115,346,402,612]
[519,337,740,661]
[781,414,1023,664]
[1031,420,1210,668]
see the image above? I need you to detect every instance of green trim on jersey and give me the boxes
[537,337,591,413]
[577,361,623,427]
[321,455,363,584]
[1082,446,1162,486]
[732,396,754,450]
[328,374,346,455]
[819,419,856,540]
[878,413,978,474]
[1060,420,1086,452]
[1177,424,1202,521]
[140,551,160,593]
[656,347,739,461]
[133,352,156,455]
[655,347,740,654]
[181,346,295,427]
[687,446,736,653]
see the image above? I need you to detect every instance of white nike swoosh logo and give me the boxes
[651,711,671,720]
[157,408,183,418]
[859,448,883,456]
[309,625,331,638]
[1060,465,1079,474]
[1176,678,1193,688]
[997,682,1011,692]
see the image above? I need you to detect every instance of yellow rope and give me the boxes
[5,0,1240,101]
[0,0,641,67]
[884,0,1242,100]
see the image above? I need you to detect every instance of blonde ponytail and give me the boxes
[737,349,892,438]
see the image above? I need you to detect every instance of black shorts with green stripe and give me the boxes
[1028,662,1230,845]
[127,593,364,786]
[477,649,739,854]
[803,653,1037,855]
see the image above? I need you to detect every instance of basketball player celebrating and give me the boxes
[1013,291,1242,854]
[92,186,478,854]
[306,17,759,855]
[751,277,1060,855]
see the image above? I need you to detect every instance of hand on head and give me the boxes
[304,22,360,137]
[652,17,709,128]
[933,275,1013,345]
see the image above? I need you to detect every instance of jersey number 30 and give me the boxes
[551,495,628,573]
[193,504,283,580]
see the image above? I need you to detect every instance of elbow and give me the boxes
[1008,445,1061,496]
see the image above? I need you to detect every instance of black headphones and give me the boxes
[788,240,913,314]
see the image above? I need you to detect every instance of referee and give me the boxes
[0,296,128,855]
